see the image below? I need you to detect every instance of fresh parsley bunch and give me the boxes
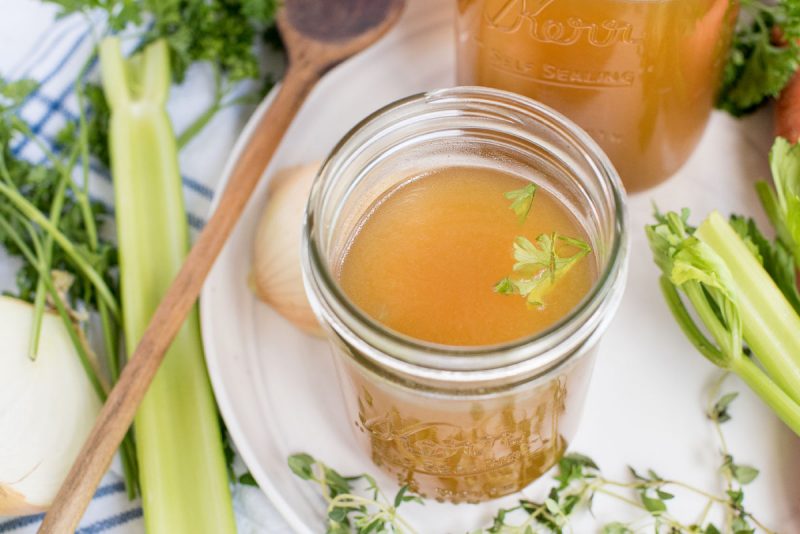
[46,0,283,160]
[47,0,281,84]
[717,0,800,116]
[0,77,116,309]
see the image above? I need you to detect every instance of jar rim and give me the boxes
[302,86,629,380]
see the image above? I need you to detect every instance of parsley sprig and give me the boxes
[505,183,537,224]
[495,184,592,308]
[494,233,591,308]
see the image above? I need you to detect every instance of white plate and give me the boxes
[201,1,800,531]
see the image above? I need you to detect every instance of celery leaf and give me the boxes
[730,214,800,314]
[759,137,800,268]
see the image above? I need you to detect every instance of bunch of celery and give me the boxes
[647,138,800,436]
[99,38,235,533]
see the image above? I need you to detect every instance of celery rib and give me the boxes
[696,212,800,406]
[734,357,800,436]
[100,37,235,534]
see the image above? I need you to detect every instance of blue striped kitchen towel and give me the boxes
[0,1,291,532]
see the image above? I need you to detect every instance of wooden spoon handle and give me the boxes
[39,64,321,534]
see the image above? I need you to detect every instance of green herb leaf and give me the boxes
[729,214,800,314]
[732,515,755,534]
[628,466,646,481]
[656,489,675,500]
[393,485,409,508]
[495,233,591,308]
[709,391,739,423]
[289,452,422,532]
[564,452,599,470]
[504,183,537,223]
[732,464,760,484]
[493,277,516,295]
[727,488,745,506]
[759,137,800,269]
[640,492,667,514]
[602,522,633,534]
[0,78,37,110]
[287,453,316,480]
[544,497,561,516]
[723,455,760,485]
[717,0,800,116]
[238,472,258,487]
[324,466,354,497]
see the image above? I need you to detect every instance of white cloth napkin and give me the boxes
[0,1,292,532]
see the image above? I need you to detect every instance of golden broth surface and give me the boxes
[337,166,595,345]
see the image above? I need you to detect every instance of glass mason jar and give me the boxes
[302,87,628,503]
[456,0,738,192]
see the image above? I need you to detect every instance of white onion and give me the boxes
[252,162,323,336]
[0,296,101,514]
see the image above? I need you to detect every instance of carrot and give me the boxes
[776,69,800,142]
[772,27,800,142]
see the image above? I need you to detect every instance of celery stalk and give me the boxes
[660,278,800,435]
[696,212,800,405]
[647,210,800,436]
[99,38,235,533]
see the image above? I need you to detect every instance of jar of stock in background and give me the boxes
[456,0,738,191]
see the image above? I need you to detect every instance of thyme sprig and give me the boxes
[289,376,773,533]
[288,453,422,534]
[482,374,771,533]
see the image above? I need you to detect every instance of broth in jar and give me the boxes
[302,88,628,506]
[335,166,597,501]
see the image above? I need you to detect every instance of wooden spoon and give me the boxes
[39,1,404,531]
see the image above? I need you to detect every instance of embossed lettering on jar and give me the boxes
[456,0,738,191]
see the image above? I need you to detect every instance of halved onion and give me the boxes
[0,296,101,514]
[251,162,323,336]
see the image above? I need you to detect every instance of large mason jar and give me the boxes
[456,0,738,191]
[302,88,628,503]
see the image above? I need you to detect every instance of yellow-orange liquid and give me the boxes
[456,0,736,191]
[338,167,594,345]
[333,167,597,502]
